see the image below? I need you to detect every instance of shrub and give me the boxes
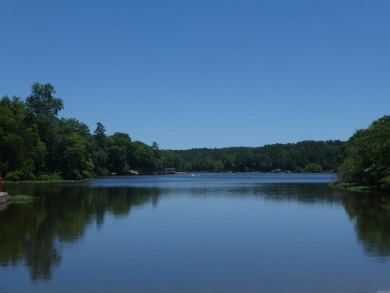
[5,170,23,181]
[36,174,63,181]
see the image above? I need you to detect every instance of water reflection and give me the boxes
[0,183,160,281]
[185,183,341,205]
[341,191,390,260]
[1,177,390,282]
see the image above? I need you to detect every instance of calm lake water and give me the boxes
[1,173,390,293]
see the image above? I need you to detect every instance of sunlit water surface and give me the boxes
[1,173,390,293]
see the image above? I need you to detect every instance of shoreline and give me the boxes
[329,181,381,193]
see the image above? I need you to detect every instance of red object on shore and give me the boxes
[0,176,3,181]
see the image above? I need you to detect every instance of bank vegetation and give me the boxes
[1,83,389,191]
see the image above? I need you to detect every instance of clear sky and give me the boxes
[1,0,389,150]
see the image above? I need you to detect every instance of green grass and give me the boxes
[330,181,374,192]
[0,179,88,185]
[7,194,37,204]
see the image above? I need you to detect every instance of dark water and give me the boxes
[1,173,390,293]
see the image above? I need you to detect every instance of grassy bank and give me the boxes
[330,181,375,192]
[0,179,90,185]
[7,194,37,204]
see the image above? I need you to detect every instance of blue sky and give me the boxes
[1,0,389,150]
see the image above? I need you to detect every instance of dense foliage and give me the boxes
[0,83,347,181]
[172,140,345,173]
[338,115,390,190]
[0,83,166,180]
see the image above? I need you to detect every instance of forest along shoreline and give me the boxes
[1,83,390,192]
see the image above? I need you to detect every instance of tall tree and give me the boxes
[26,83,63,117]
[93,122,108,175]
[94,122,107,149]
[25,83,64,174]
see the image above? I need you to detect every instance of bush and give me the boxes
[36,174,63,181]
[380,176,390,190]
[5,170,23,181]
[303,162,322,173]
[5,169,36,181]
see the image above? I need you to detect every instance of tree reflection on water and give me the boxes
[0,181,390,281]
[0,184,160,280]
[341,191,390,260]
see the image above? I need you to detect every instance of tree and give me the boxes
[26,82,63,117]
[57,118,94,180]
[303,162,322,173]
[94,122,107,148]
[1,83,350,180]
[0,96,44,179]
[106,132,132,175]
[131,141,160,174]
[93,122,108,175]
[339,115,390,189]
[25,83,64,174]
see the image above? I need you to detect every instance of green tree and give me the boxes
[25,83,64,174]
[93,122,108,175]
[339,115,390,189]
[106,132,132,175]
[303,162,323,173]
[213,160,224,172]
[0,96,43,179]
[57,118,94,180]
[26,82,64,117]
[130,141,160,174]
[94,122,107,148]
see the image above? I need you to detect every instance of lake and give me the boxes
[1,173,390,293]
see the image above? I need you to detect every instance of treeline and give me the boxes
[0,83,169,180]
[1,83,347,181]
[172,140,345,173]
